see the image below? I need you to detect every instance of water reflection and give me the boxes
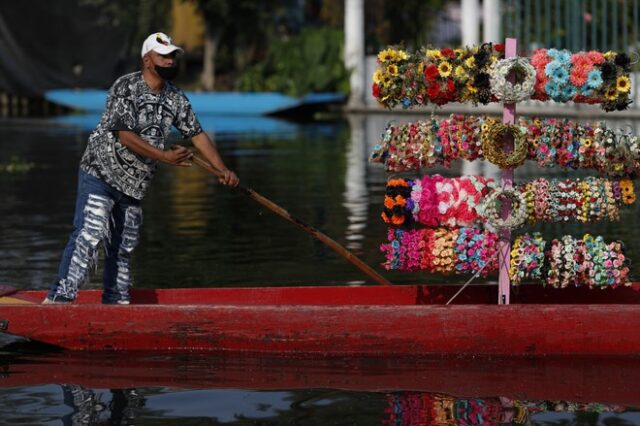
[344,114,369,258]
[0,352,640,425]
[1,352,640,424]
[59,385,144,426]
[384,393,630,425]
[1,382,638,425]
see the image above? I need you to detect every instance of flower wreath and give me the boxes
[481,121,528,168]
[489,57,536,102]
[480,188,528,230]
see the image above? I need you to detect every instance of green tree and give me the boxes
[238,27,349,96]
[187,0,294,90]
[365,0,447,52]
[81,0,172,65]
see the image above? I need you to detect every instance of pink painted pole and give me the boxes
[497,38,517,305]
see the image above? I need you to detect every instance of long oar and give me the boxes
[190,153,393,286]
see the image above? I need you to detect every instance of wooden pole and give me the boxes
[498,38,517,305]
[190,154,393,286]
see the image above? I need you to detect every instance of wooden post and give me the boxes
[498,38,517,305]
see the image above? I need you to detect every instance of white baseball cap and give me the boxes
[141,32,183,58]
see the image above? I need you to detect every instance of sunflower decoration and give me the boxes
[372,47,413,109]
[619,179,636,205]
[601,52,633,112]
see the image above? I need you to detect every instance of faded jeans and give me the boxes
[48,170,143,303]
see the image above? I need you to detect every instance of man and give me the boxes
[44,32,239,304]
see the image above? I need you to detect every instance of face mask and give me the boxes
[155,64,179,81]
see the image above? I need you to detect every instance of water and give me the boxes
[1,114,640,424]
[1,352,639,425]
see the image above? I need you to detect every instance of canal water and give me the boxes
[1,114,639,424]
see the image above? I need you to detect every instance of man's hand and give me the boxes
[163,145,193,167]
[218,169,240,187]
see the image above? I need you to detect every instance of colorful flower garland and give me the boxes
[531,48,632,111]
[383,176,635,229]
[373,43,505,108]
[382,229,630,287]
[370,114,640,176]
[518,177,634,223]
[373,46,632,111]
[544,234,630,288]
[382,175,497,228]
[509,233,546,285]
[381,228,499,275]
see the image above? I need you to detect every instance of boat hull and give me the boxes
[2,285,640,356]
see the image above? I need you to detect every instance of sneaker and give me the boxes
[42,296,74,304]
[101,298,131,305]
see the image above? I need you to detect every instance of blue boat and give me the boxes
[45,89,345,116]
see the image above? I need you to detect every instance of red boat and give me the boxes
[2,283,640,356]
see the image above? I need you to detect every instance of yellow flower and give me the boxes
[454,66,468,80]
[396,50,408,60]
[617,76,631,93]
[604,51,616,60]
[417,62,424,73]
[373,69,383,84]
[467,82,478,93]
[606,87,618,100]
[387,64,399,75]
[465,56,476,68]
[438,61,452,77]
[454,48,465,57]
[378,48,397,63]
[427,49,442,60]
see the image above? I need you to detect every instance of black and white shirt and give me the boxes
[80,72,203,200]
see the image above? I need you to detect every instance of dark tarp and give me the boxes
[0,0,132,96]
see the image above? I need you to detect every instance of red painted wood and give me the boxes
[4,286,640,355]
[2,353,639,405]
[9,283,640,306]
[2,297,640,355]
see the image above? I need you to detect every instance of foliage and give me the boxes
[188,0,295,69]
[0,157,35,174]
[80,0,173,59]
[238,27,349,96]
[365,0,448,52]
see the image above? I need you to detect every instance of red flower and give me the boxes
[427,83,440,99]
[372,83,380,98]
[441,47,455,59]
[494,43,505,53]
[424,64,439,82]
[573,94,588,104]
[446,78,456,93]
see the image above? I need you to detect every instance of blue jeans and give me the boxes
[48,171,143,303]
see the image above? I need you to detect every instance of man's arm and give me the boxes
[192,132,239,186]
[118,131,192,166]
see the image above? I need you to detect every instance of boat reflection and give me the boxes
[1,352,638,424]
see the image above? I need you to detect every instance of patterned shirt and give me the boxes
[80,71,203,200]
